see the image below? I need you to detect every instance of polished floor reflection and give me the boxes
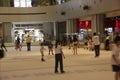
[0,46,113,80]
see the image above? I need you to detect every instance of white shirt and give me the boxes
[55,45,62,54]
[111,44,120,65]
[92,35,100,45]
[106,36,110,40]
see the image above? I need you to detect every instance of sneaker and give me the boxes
[61,71,65,73]
[41,58,45,62]
[54,71,58,74]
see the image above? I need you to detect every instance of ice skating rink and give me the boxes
[0,46,114,80]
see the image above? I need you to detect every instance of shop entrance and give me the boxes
[13,24,44,43]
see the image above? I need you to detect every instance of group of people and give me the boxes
[0,32,120,78]
[67,33,100,57]
[14,35,32,51]
[38,31,120,77]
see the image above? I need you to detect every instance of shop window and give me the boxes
[14,0,32,7]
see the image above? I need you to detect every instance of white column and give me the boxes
[53,22,56,39]
[71,19,76,33]
[91,14,105,42]
[66,19,71,35]
[2,0,10,6]
[66,19,77,35]
[91,15,97,33]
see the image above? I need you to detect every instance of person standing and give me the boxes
[68,35,73,49]
[54,41,65,74]
[26,35,32,51]
[72,35,78,55]
[92,32,100,57]
[111,35,120,80]
[88,39,94,51]
[48,41,54,55]
[105,34,110,50]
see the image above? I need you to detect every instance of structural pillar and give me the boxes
[91,14,105,42]
[2,22,12,42]
[66,19,77,35]
[0,0,10,7]
[53,22,57,40]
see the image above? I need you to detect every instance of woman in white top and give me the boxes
[92,32,100,57]
[54,41,65,73]
[111,36,120,80]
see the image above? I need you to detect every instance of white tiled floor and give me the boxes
[0,46,114,80]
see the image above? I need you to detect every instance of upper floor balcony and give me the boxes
[0,0,71,7]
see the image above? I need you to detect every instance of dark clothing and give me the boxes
[0,39,7,51]
[48,42,53,55]
[55,53,64,73]
[0,49,4,58]
[112,65,120,72]
[15,37,21,51]
[1,44,7,51]
[26,36,31,51]
[69,36,73,43]
[27,43,31,51]
[105,39,110,50]
[16,37,21,49]
[94,45,100,57]
[16,37,20,44]
[48,43,53,49]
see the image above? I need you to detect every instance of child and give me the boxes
[111,35,120,80]
[40,42,46,62]
[89,39,94,51]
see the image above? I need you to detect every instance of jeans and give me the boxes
[94,45,100,57]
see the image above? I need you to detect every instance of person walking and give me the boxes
[88,39,94,51]
[92,32,100,57]
[15,36,21,51]
[111,35,120,80]
[54,40,65,74]
[40,42,46,61]
[105,34,110,50]
[68,35,72,49]
[72,35,78,55]
[26,35,32,51]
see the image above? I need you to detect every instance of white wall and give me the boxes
[0,0,120,22]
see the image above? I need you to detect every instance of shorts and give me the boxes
[112,65,120,72]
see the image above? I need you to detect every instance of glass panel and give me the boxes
[14,0,32,7]
[26,0,32,7]
[20,0,26,7]
[14,0,20,7]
